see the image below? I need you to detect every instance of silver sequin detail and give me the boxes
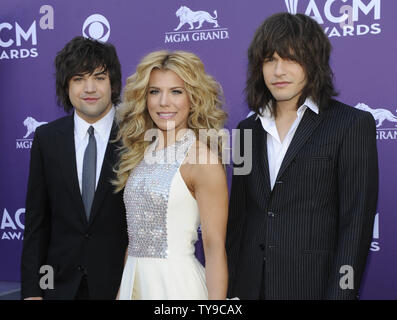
[124,130,196,258]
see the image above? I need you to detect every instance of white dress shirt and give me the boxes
[74,107,115,194]
[258,97,319,190]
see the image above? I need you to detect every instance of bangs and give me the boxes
[262,20,304,63]
[263,40,300,62]
[262,35,304,64]
[71,58,108,78]
[67,43,111,78]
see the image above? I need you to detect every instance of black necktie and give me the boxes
[82,126,96,220]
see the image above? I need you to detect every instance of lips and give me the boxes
[83,97,99,102]
[157,112,177,119]
[272,82,291,88]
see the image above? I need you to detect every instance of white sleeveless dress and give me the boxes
[118,131,208,300]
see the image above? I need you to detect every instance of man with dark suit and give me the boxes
[21,36,128,300]
[226,13,378,300]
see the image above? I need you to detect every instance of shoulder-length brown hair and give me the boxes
[246,12,337,116]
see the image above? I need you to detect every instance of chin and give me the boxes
[153,124,174,132]
[155,120,177,130]
[275,95,295,102]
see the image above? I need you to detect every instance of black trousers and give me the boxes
[75,276,90,300]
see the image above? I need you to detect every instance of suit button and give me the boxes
[85,233,91,239]
[259,243,265,251]
[77,265,87,274]
[267,211,276,217]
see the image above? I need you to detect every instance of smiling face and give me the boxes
[68,67,113,123]
[147,69,191,138]
[262,52,307,111]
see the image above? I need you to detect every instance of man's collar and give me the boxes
[257,97,319,133]
[303,97,319,115]
[74,107,115,141]
[257,96,319,121]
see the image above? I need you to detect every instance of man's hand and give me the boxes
[24,297,43,300]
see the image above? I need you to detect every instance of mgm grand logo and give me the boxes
[164,6,229,43]
[16,116,47,149]
[354,103,397,140]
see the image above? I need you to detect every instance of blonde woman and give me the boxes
[115,51,228,300]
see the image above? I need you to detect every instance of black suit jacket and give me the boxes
[226,99,378,300]
[21,114,128,299]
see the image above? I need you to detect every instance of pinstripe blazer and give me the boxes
[226,99,378,300]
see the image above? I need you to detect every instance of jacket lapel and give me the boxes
[276,108,324,181]
[56,116,87,224]
[88,122,119,225]
[252,119,272,205]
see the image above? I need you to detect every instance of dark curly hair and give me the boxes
[55,36,122,113]
[246,12,337,116]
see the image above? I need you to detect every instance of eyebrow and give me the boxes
[148,86,184,89]
[72,70,108,77]
[93,70,107,76]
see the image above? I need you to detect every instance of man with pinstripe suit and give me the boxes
[226,13,378,299]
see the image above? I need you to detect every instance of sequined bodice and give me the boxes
[123,131,196,259]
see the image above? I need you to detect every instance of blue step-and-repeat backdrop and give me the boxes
[1,0,396,299]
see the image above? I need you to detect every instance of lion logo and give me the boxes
[23,117,47,138]
[354,103,397,128]
[174,6,219,31]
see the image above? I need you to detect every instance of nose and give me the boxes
[159,92,169,107]
[84,78,96,93]
[274,60,286,77]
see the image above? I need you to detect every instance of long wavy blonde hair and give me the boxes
[113,50,227,192]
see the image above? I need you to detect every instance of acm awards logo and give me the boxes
[0,5,54,60]
[284,0,381,38]
[16,116,47,149]
[1,208,25,241]
[82,14,110,42]
[164,6,230,44]
[353,103,397,140]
